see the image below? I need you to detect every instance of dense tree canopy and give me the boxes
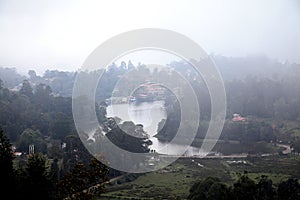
[189,174,300,200]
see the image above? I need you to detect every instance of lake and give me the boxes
[107,101,207,156]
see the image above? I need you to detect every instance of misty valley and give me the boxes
[1,55,300,199]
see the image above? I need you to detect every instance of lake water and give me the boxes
[107,101,206,156]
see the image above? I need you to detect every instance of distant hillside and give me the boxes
[211,55,291,80]
[0,67,75,97]
[1,55,298,97]
[0,67,27,89]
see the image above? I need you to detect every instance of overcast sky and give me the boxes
[0,0,299,75]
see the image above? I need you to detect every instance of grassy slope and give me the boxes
[98,155,300,200]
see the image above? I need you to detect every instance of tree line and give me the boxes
[0,76,152,199]
[0,127,109,199]
[188,172,300,200]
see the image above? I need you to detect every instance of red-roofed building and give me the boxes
[232,113,246,122]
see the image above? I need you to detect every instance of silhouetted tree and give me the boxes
[57,158,109,199]
[277,178,300,200]
[0,127,17,198]
[18,153,53,200]
[188,177,232,200]
[256,175,276,200]
[232,173,257,200]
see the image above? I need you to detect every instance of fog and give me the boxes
[0,0,299,75]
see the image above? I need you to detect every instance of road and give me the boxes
[157,143,291,159]
[64,174,126,199]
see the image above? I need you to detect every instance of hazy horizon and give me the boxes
[0,0,299,75]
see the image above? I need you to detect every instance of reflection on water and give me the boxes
[107,101,206,156]
[107,101,166,137]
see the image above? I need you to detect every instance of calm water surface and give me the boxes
[107,101,206,156]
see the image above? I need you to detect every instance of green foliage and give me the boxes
[20,79,33,98]
[49,112,72,140]
[57,158,109,199]
[0,127,15,170]
[277,178,300,200]
[292,138,300,154]
[18,128,47,153]
[16,153,53,199]
[106,120,152,153]
[188,177,232,200]
[256,175,276,200]
[0,127,16,198]
[0,78,74,147]
[232,173,258,200]
[189,173,300,200]
[0,127,110,199]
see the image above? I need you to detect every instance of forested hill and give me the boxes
[0,55,298,98]
[0,67,75,97]
[1,55,300,149]
[0,78,75,145]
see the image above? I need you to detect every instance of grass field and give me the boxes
[98,155,300,200]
